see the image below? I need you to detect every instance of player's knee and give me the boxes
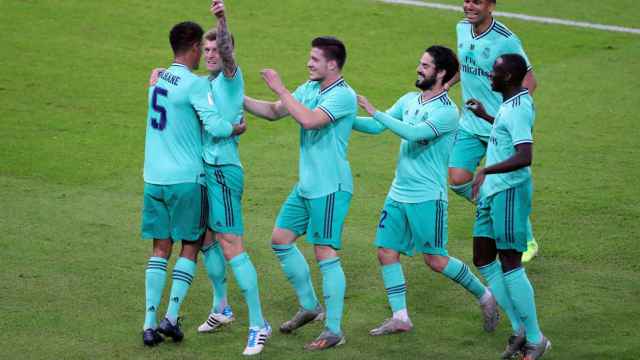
[179,241,200,261]
[448,168,473,185]
[377,247,400,265]
[271,227,295,245]
[314,245,337,262]
[424,254,447,273]
[152,239,172,259]
[497,251,521,272]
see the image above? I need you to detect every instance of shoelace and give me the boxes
[246,328,259,347]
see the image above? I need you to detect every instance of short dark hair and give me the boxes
[425,45,460,85]
[203,28,236,48]
[311,36,347,69]
[169,21,204,55]
[499,54,528,84]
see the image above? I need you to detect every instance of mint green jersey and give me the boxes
[291,77,357,199]
[202,66,244,167]
[481,90,535,199]
[457,18,532,138]
[143,63,232,185]
[385,91,459,203]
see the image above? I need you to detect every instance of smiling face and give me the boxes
[415,52,439,91]
[463,0,495,25]
[203,39,221,73]
[307,47,334,82]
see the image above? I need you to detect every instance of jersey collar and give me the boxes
[320,77,345,95]
[503,89,529,104]
[471,18,495,40]
[171,63,189,69]
[418,90,448,105]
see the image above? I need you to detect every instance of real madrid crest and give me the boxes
[482,47,491,59]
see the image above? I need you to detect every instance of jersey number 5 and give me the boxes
[151,87,168,130]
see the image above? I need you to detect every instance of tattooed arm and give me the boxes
[211,0,236,78]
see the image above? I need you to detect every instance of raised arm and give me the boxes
[211,0,236,78]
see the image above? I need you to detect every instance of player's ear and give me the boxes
[487,1,496,13]
[328,59,338,72]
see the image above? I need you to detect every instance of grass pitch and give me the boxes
[1,0,639,359]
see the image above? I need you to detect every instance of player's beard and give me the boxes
[415,73,436,91]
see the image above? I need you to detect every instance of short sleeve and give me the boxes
[503,35,533,71]
[217,66,244,98]
[505,105,534,146]
[317,88,357,122]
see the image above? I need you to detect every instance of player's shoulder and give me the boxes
[400,91,420,103]
[492,20,515,39]
[502,90,534,117]
[428,92,458,119]
[457,18,471,30]
[323,77,356,100]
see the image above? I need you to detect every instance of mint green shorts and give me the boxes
[473,181,532,252]
[141,182,207,242]
[275,185,352,250]
[375,197,449,256]
[449,127,489,173]
[204,164,244,236]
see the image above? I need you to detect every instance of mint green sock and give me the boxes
[504,267,543,344]
[442,257,486,299]
[144,257,168,330]
[319,257,346,336]
[165,257,196,323]
[450,181,473,202]
[478,260,523,334]
[229,252,265,328]
[272,244,319,311]
[203,241,228,313]
[381,262,407,312]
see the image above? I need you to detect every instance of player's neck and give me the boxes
[502,86,525,102]
[421,84,446,102]
[319,73,342,91]
[173,56,193,71]
[473,15,493,35]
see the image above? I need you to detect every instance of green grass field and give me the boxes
[2,0,639,359]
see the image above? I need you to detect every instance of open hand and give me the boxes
[261,69,287,95]
[357,95,377,116]
[148,68,165,86]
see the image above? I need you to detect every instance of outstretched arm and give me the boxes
[211,0,236,78]
[358,94,436,141]
[353,116,386,134]
[244,96,288,121]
